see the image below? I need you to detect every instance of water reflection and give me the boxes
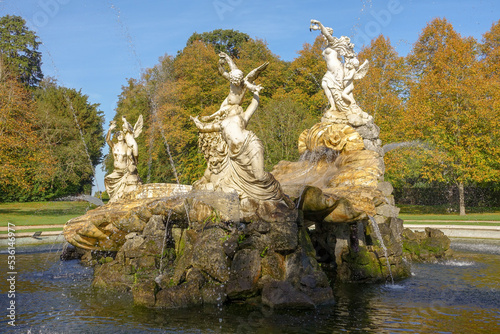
[0,239,499,333]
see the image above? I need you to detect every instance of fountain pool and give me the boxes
[1,238,498,333]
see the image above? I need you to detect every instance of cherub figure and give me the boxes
[341,56,369,105]
[121,115,143,166]
[201,52,268,122]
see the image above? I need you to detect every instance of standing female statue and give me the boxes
[310,19,368,115]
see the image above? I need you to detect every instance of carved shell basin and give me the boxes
[298,123,364,154]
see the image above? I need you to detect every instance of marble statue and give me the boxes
[191,87,285,202]
[104,115,143,202]
[310,19,369,118]
[194,52,272,194]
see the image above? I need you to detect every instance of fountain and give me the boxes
[61,20,441,309]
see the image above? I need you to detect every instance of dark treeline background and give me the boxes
[1,16,499,213]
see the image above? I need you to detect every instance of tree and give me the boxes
[403,18,500,215]
[0,67,53,201]
[35,78,105,198]
[249,98,316,170]
[0,15,43,86]
[187,29,250,58]
[286,36,328,115]
[356,35,407,144]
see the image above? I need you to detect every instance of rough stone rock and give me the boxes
[121,235,145,259]
[92,261,134,292]
[261,281,315,309]
[260,251,286,283]
[376,204,400,218]
[268,220,298,254]
[155,281,203,308]
[132,280,158,307]
[226,249,262,299]
[377,181,394,197]
[354,123,380,140]
[142,215,165,237]
[201,281,227,305]
[402,227,452,262]
[191,228,231,282]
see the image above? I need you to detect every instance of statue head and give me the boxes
[229,69,244,85]
[228,104,243,116]
[115,131,124,141]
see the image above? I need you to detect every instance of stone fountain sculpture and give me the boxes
[63,21,410,309]
[104,115,144,203]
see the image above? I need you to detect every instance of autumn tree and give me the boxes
[403,18,500,215]
[356,35,406,143]
[250,98,316,170]
[0,15,43,86]
[0,67,53,201]
[286,36,328,115]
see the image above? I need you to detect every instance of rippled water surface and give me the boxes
[1,239,499,333]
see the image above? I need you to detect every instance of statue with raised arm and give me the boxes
[191,86,286,203]
[104,115,143,203]
[195,52,269,189]
[310,19,369,118]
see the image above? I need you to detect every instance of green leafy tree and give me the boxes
[187,29,250,58]
[0,15,43,86]
[35,78,105,198]
[250,98,316,170]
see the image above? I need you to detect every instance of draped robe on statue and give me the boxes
[218,131,283,201]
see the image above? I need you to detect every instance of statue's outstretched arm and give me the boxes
[218,57,230,81]
[219,52,238,71]
[106,122,116,148]
[242,90,260,126]
[190,115,221,133]
[201,108,225,122]
[310,19,335,44]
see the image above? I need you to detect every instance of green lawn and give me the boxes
[1,202,499,230]
[0,201,96,227]
[398,204,500,224]
[0,228,65,234]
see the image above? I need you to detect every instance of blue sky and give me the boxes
[1,0,499,194]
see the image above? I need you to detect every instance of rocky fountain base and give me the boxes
[63,120,413,309]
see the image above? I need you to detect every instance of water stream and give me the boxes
[40,46,101,196]
[369,216,395,285]
[1,238,499,332]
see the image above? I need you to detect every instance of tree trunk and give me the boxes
[458,182,466,216]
